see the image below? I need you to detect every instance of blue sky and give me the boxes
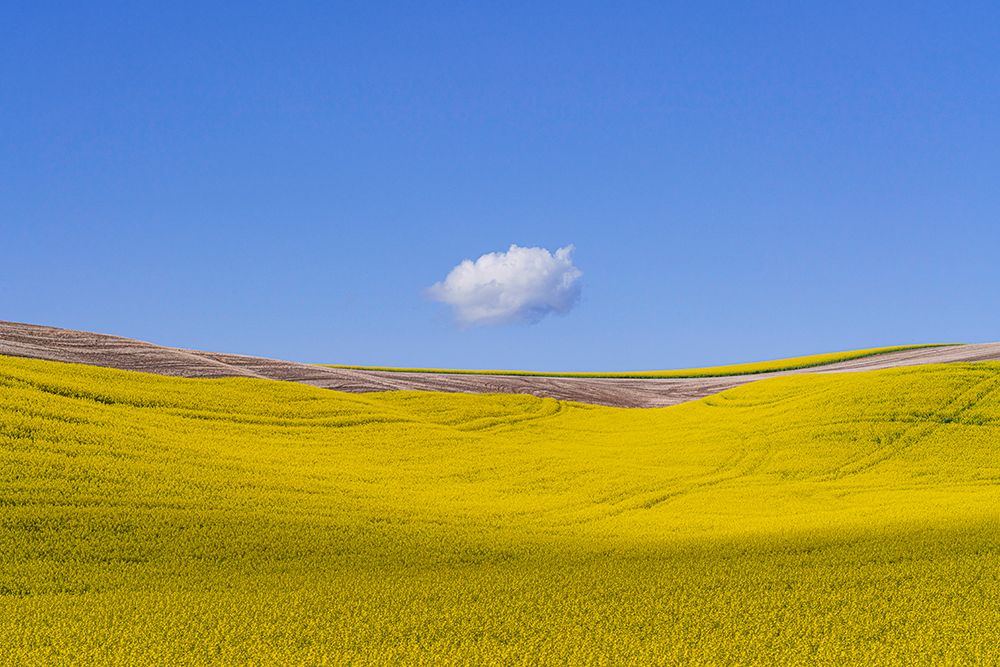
[3,2,999,370]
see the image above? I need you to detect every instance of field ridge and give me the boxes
[322,344,952,379]
[3,319,1000,407]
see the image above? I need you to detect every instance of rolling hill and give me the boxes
[4,320,1000,406]
[1,352,998,663]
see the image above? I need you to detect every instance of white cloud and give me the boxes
[428,244,583,326]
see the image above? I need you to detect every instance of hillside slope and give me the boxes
[4,320,1000,406]
[1,355,998,663]
[323,344,949,377]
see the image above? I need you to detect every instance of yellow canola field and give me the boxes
[1,354,998,665]
[323,343,947,378]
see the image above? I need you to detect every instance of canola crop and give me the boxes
[1,353,998,665]
[323,343,948,378]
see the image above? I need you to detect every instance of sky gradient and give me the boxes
[3,2,999,371]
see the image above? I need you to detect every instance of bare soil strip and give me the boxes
[3,320,1000,408]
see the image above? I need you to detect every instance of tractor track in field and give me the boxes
[3,320,1000,408]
